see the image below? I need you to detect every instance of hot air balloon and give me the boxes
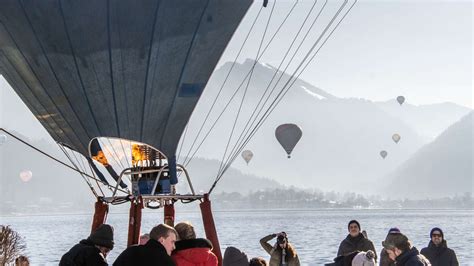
[380,150,388,159]
[19,170,32,182]
[275,124,302,158]
[396,96,405,105]
[392,134,401,144]
[0,134,6,145]
[241,150,254,165]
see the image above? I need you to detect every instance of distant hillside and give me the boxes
[384,112,473,198]
[375,100,471,141]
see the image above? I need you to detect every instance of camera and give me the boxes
[277,234,286,244]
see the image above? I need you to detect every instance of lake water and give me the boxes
[1,209,473,265]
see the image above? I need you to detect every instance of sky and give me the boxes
[218,0,473,108]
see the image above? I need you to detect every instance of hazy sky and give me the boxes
[219,0,473,108]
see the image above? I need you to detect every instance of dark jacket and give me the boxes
[59,239,108,266]
[260,234,300,266]
[420,240,458,266]
[336,233,377,262]
[396,247,431,266]
[113,239,175,266]
[171,238,218,266]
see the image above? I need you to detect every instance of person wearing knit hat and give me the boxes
[382,232,430,266]
[336,220,377,263]
[60,224,114,266]
[223,246,249,266]
[420,227,459,266]
[380,227,401,266]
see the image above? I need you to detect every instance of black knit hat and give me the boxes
[430,227,444,239]
[348,220,360,231]
[88,224,114,249]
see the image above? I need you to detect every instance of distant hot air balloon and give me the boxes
[392,134,401,144]
[396,96,405,105]
[0,134,6,145]
[275,124,302,158]
[241,150,254,165]
[19,170,33,182]
[380,150,388,159]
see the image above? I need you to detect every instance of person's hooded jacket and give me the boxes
[171,238,218,266]
[60,224,114,266]
[420,240,458,266]
[395,247,431,266]
[337,233,377,262]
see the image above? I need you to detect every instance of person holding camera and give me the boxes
[260,232,300,266]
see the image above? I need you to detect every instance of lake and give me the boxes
[1,209,472,265]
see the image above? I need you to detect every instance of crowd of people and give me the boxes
[55,219,459,266]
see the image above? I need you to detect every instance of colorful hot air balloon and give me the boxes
[380,150,388,159]
[19,170,33,182]
[241,150,254,165]
[275,124,302,158]
[396,96,405,105]
[392,134,401,144]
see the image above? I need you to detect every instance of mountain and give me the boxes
[384,112,473,198]
[375,100,471,141]
[182,59,470,193]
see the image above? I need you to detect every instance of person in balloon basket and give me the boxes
[59,224,114,266]
[171,221,218,266]
[113,224,177,266]
[382,232,431,266]
[260,231,300,266]
[337,220,377,262]
[420,227,458,266]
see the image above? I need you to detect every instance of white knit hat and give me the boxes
[351,251,376,266]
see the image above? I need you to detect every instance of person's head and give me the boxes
[249,257,267,266]
[174,221,196,240]
[88,224,114,257]
[139,233,150,245]
[348,220,361,237]
[15,255,29,266]
[150,224,178,255]
[382,232,411,261]
[276,232,288,249]
[223,246,249,266]
[430,227,444,245]
[351,251,376,266]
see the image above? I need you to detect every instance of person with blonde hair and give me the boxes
[172,221,218,266]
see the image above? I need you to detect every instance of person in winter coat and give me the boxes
[60,224,114,266]
[337,220,377,262]
[382,232,431,266]
[380,227,401,266]
[260,232,300,266]
[113,224,177,266]
[420,227,458,266]
[223,246,249,266]
[171,221,218,266]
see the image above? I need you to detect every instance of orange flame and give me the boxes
[92,151,109,166]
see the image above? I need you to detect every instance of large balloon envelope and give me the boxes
[0,0,252,160]
[396,96,405,105]
[392,133,401,144]
[241,150,253,165]
[275,124,302,158]
[380,150,388,159]
[19,170,33,182]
